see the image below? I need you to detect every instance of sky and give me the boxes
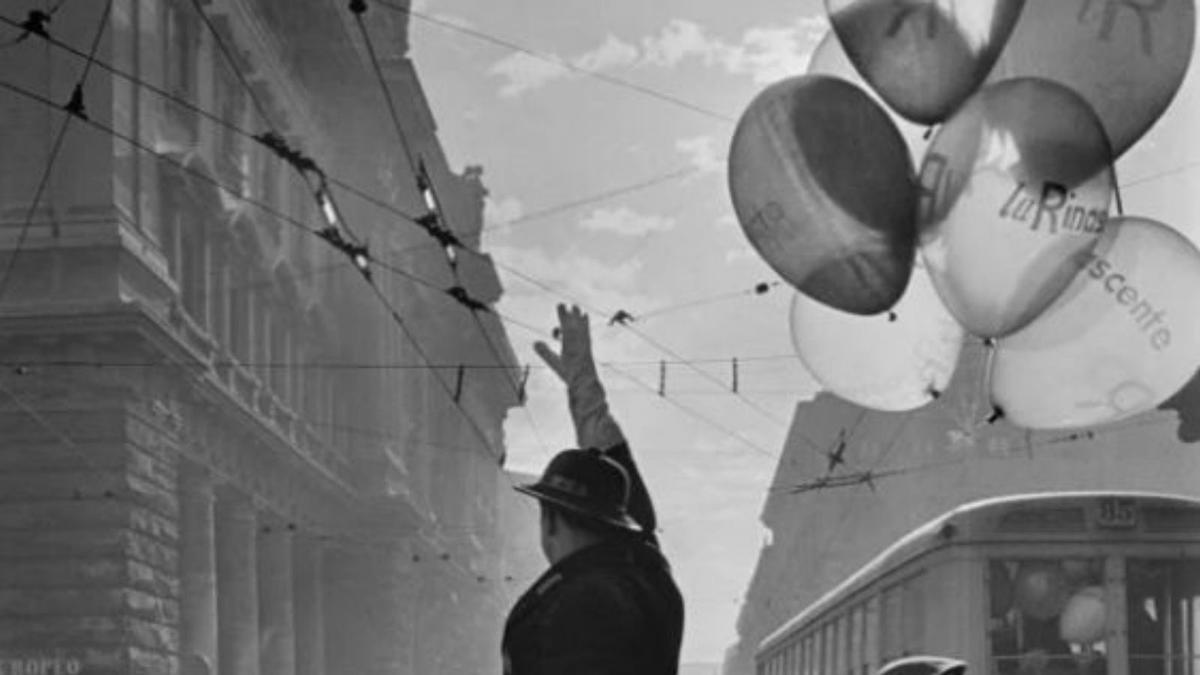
[404,0,1200,664]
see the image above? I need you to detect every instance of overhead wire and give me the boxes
[0,0,113,302]
[348,0,558,462]
[387,163,707,260]
[185,0,275,127]
[13,3,1195,493]
[489,257,796,430]
[0,13,775,393]
[635,282,782,322]
[0,74,801,410]
[191,0,515,462]
[0,76,509,464]
[601,362,780,461]
[373,0,737,123]
[25,8,1191,462]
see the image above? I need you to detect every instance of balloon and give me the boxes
[917,77,1114,338]
[789,262,963,411]
[826,0,1027,124]
[1014,561,1070,619]
[1060,586,1107,644]
[807,29,932,160]
[989,0,1196,158]
[728,75,917,315]
[991,216,1200,429]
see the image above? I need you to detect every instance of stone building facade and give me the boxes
[723,343,1200,675]
[0,1,531,674]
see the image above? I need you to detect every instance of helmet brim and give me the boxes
[514,483,642,532]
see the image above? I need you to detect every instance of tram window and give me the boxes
[815,631,824,675]
[903,577,926,652]
[882,584,903,660]
[840,612,849,672]
[865,596,881,674]
[1126,558,1200,675]
[851,604,865,675]
[806,629,816,672]
[988,558,1107,675]
[825,623,836,675]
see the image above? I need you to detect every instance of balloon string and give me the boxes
[1111,164,1125,216]
[980,339,1001,426]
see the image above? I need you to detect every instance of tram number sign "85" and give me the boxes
[1097,498,1138,529]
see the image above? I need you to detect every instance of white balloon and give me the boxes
[807,29,931,161]
[1060,586,1107,645]
[917,79,1114,338]
[790,263,964,411]
[991,216,1200,429]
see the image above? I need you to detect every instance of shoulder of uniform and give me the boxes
[532,571,564,598]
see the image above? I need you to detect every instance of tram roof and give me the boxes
[756,489,1200,655]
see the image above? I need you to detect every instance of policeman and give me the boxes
[502,304,684,675]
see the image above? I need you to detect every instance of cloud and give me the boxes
[574,34,639,71]
[409,0,475,32]
[487,14,828,97]
[578,207,676,236]
[484,195,525,227]
[724,246,758,265]
[641,20,714,68]
[719,24,819,84]
[489,53,571,97]
[675,135,724,174]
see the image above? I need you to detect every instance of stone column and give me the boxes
[293,535,325,675]
[217,491,260,675]
[179,466,218,671]
[258,520,296,675]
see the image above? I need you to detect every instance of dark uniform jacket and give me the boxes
[502,443,684,675]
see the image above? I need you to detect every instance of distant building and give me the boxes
[497,469,550,598]
[724,343,1200,675]
[680,661,722,675]
[0,1,522,674]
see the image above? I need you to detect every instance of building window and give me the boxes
[180,220,208,329]
[160,182,183,279]
[162,1,197,96]
[212,253,229,348]
[258,306,273,384]
[230,269,252,364]
[214,63,246,190]
[270,316,289,404]
[162,0,199,138]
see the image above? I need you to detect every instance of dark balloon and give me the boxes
[989,0,1196,157]
[827,0,1027,124]
[807,29,932,161]
[728,75,917,315]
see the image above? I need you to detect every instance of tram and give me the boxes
[755,492,1200,675]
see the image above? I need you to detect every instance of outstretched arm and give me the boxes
[535,304,657,534]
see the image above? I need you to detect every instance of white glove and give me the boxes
[534,304,625,451]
